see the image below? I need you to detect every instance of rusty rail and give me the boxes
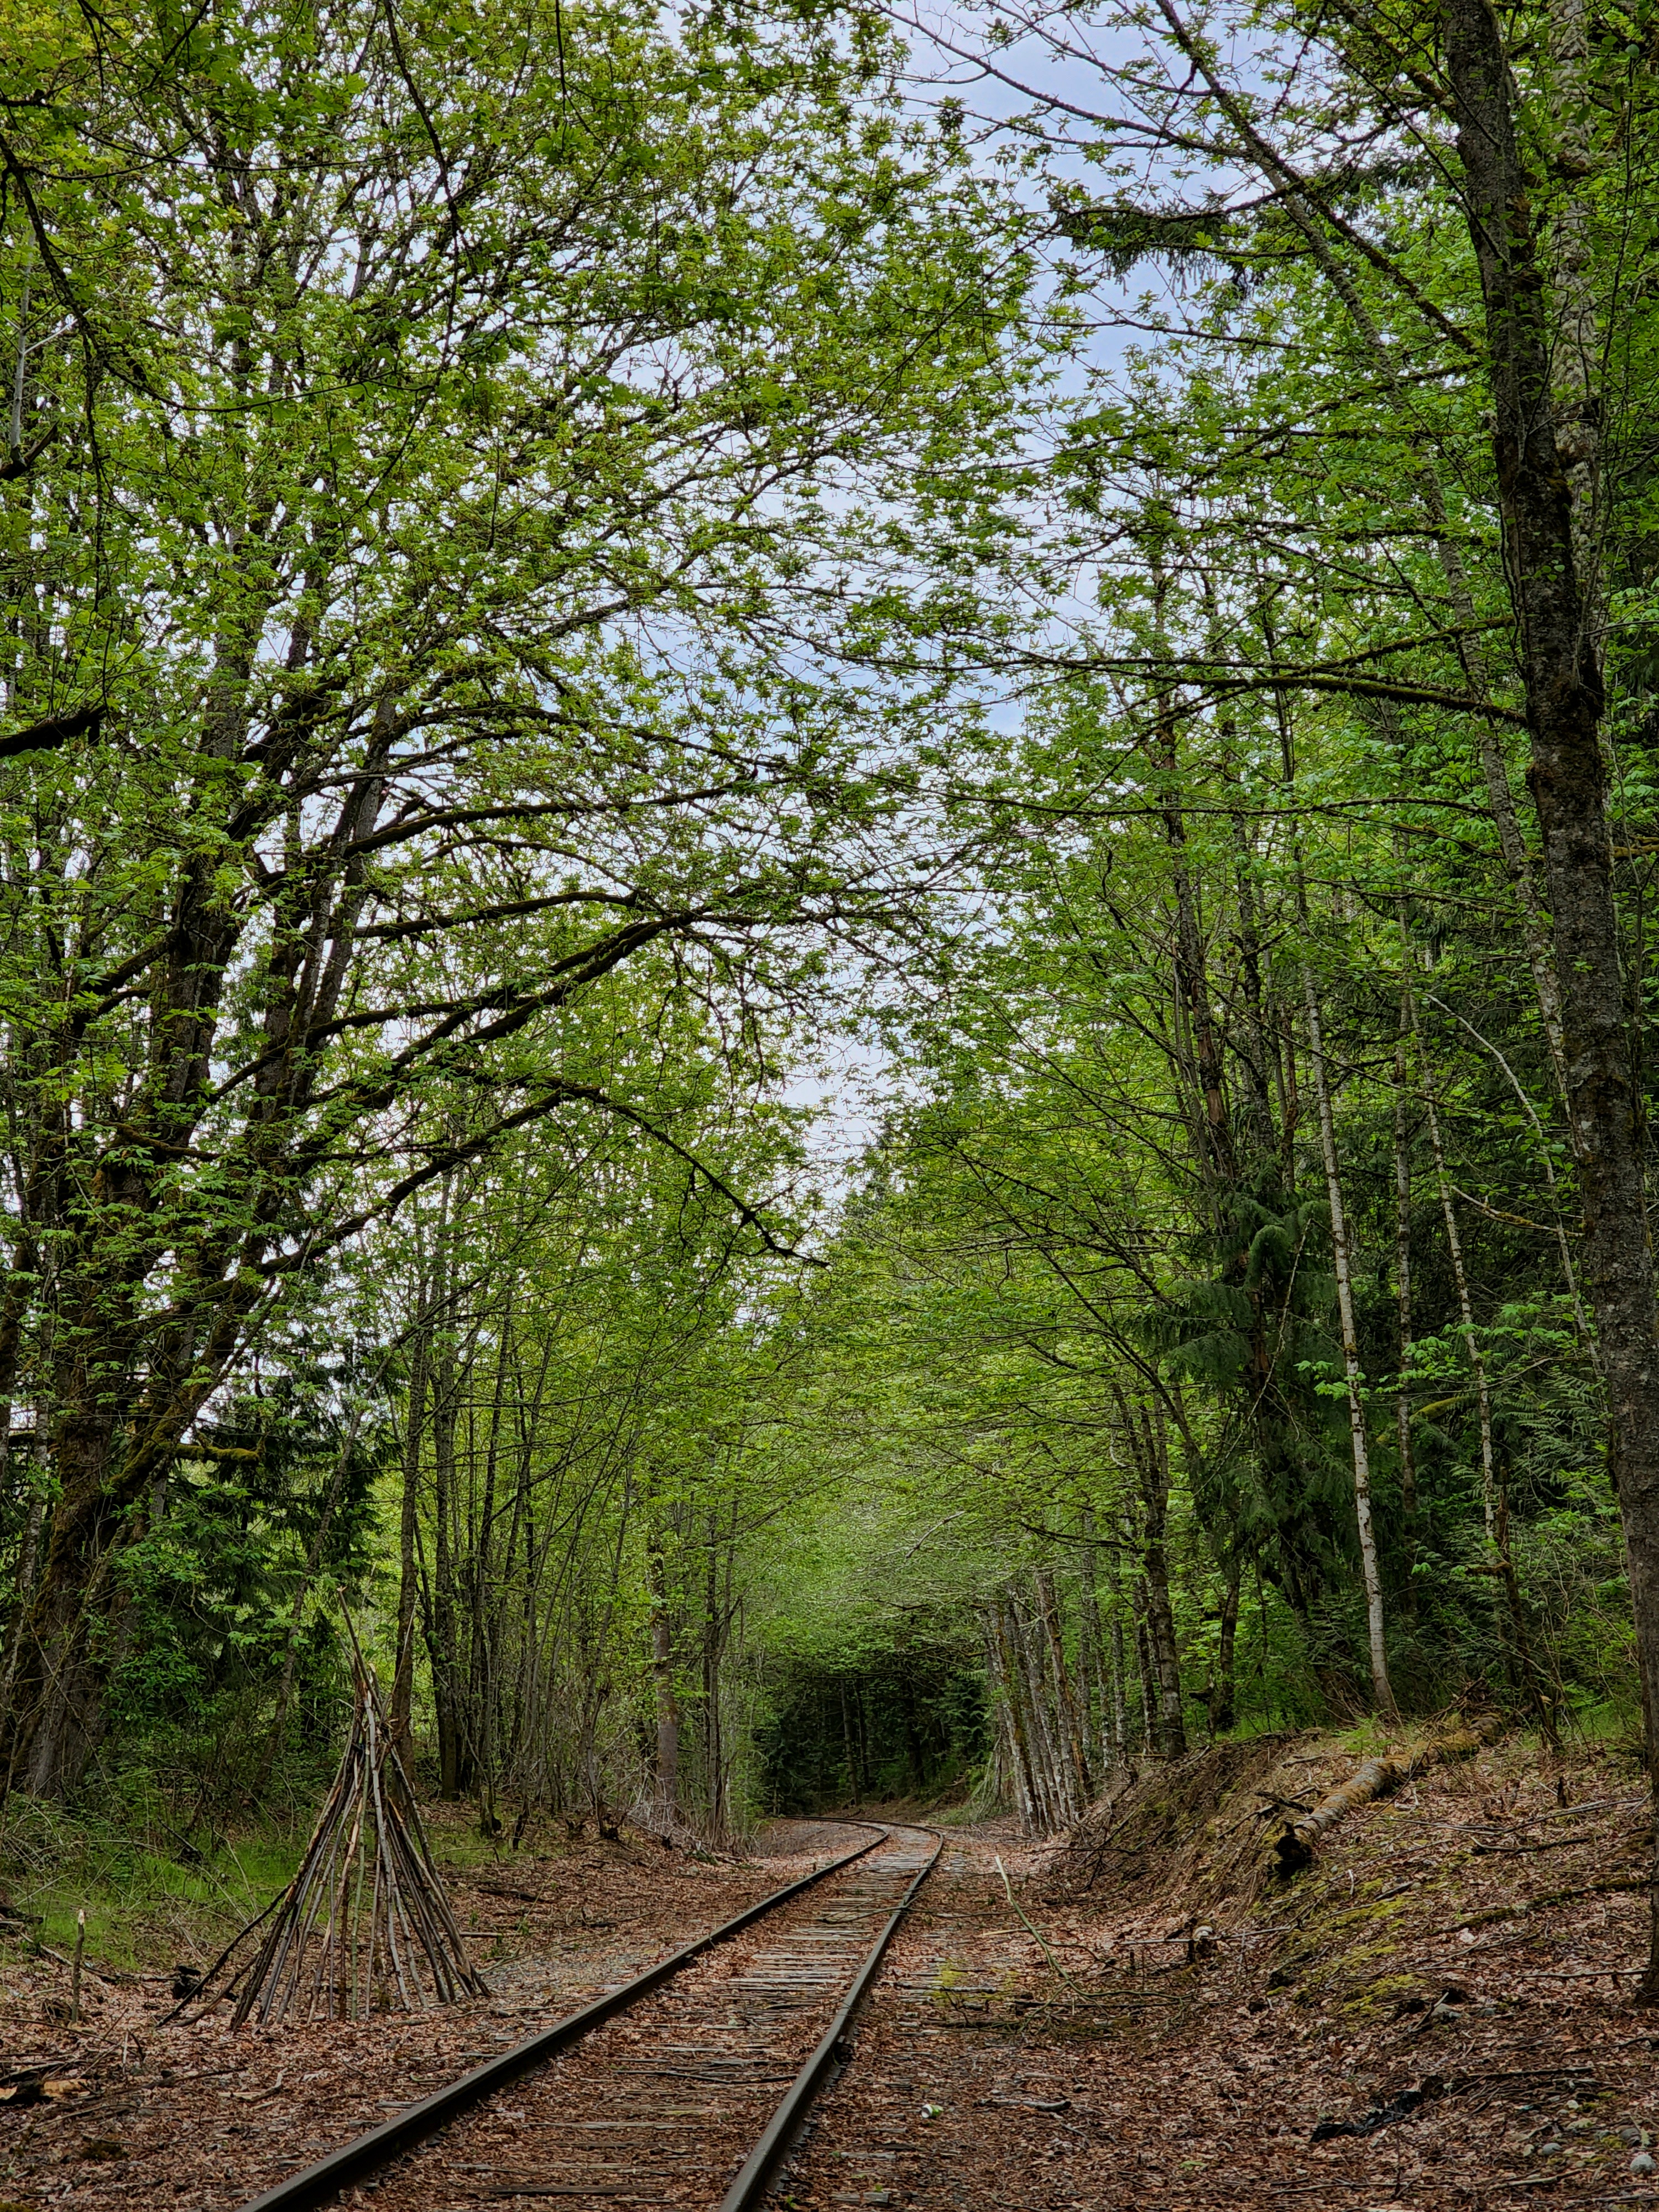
[237,1821,891,2212]
[718,1826,942,2210]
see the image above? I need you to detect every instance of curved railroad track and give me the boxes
[240,1819,941,2212]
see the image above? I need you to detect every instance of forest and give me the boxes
[2,0,1658,2007]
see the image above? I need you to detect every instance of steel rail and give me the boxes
[718,1824,943,2212]
[237,1822,889,2212]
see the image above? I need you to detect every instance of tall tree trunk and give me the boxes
[1415,1015,1502,1551]
[841,1680,860,1805]
[1011,1589,1062,1823]
[468,1307,510,1834]
[431,1334,463,1802]
[1393,988,1420,1616]
[1221,738,1283,1164]
[648,1542,680,1825]
[1077,1515,1111,1772]
[1133,1600,1158,1756]
[1211,1551,1240,1734]
[1415,1004,1558,1740]
[995,1601,1044,1829]
[705,1518,724,1834]
[1154,688,1238,1194]
[1543,0,1601,617]
[1109,1608,1130,1767]
[986,1613,1029,1825]
[1445,0,1659,1988]
[0,1424,43,1720]
[391,1318,430,1755]
[1303,969,1400,1722]
[1139,1405,1188,1757]
[0,1404,128,1797]
[1035,1566,1091,1807]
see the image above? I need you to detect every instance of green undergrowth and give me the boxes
[414,1800,690,1872]
[0,1795,304,1974]
[0,1791,684,1978]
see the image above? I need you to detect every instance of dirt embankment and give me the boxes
[780,1726,1659,2209]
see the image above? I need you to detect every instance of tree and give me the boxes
[0,0,1034,1793]
[870,0,1659,1889]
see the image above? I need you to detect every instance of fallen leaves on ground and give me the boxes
[0,1809,844,2210]
[5,1749,1656,2211]
[783,1740,1659,2210]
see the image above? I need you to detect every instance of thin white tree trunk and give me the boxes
[1410,1001,1555,1740]
[1303,967,1399,1721]
[1411,1003,1500,1548]
[1393,993,1418,1603]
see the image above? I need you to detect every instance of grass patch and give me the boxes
[0,1795,304,1974]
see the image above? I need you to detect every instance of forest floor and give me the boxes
[0,1811,854,2209]
[0,1730,1655,2209]
[783,1725,1659,2211]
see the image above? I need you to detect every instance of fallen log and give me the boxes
[1271,1719,1496,1876]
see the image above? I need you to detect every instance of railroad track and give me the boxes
[241,1820,941,2212]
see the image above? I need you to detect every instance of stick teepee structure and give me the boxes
[217,1655,487,2027]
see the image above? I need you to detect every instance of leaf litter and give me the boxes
[3,1746,1657,2211]
[0,1812,844,2210]
[778,1734,1659,2211]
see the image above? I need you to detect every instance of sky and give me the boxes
[781,0,1174,1195]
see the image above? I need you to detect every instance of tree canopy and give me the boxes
[7,0,1659,1987]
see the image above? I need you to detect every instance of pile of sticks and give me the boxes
[222,1661,486,2026]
